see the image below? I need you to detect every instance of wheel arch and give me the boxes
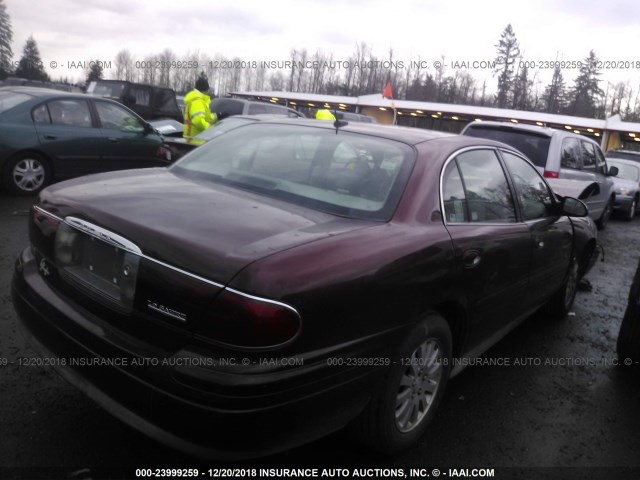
[431,300,468,358]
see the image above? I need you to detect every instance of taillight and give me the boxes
[156,145,172,162]
[196,289,301,349]
[543,170,559,178]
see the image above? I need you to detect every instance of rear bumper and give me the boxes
[12,247,381,460]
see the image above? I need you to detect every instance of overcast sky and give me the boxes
[5,0,640,92]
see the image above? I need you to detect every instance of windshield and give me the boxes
[465,126,551,168]
[609,161,640,182]
[0,91,33,114]
[171,124,416,221]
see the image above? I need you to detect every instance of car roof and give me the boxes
[0,85,78,97]
[465,120,598,142]
[227,116,528,149]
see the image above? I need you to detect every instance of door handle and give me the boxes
[43,134,56,140]
[107,137,118,142]
[463,250,482,269]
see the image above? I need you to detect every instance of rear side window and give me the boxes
[463,126,551,168]
[561,138,581,169]
[444,149,517,224]
[47,99,92,128]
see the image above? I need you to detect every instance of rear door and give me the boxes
[559,137,606,217]
[442,148,532,351]
[32,98,104,178]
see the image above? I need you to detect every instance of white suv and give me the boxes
[462,121,617,229]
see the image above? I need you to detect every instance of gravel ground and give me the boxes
[0,192,639,480]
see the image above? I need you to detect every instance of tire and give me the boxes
[2,152,51,195]
[351,313,452,453]
[617,260,640,363]
[595,197,613,230]
[544,256,580,319]
[624,197,637,222]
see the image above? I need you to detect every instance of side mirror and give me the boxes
[123,94,136,106]
[561,197,589,217]
[608,165,619,177]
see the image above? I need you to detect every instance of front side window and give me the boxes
[594,146,607,174]
[47,99,92,128]
[171,124,416,221]
[581,141,596,170]
[452,149,517,223]
[95,101,144,132]
[502,151,555,220]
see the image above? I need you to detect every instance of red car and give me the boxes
[13,119,598,459]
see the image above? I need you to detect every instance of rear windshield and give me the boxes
[210,98,245,116]
[464,126,551,168]
[0,91,32,114]
[171,123,416,221]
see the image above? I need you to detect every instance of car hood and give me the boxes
[38,168,375,284]
[611,176,638,191]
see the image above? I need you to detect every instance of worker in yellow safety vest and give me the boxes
[183,76,217,139]
[315,109,336,121]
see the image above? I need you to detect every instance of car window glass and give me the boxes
[129,87,151,107]
[32,104,51,123]
[560,137,581,169]
[455,149,516,223]
[609,161,640,181]
[0,92,32,113]
[171,124,415,221]
[95,101,144,132]
[47,100,92,128]
[248,103,267,114]
[594,146,607,173]
[581,141,596,170]
[442,161,468,223]
[502,151,554,220]
[463,126,551,168]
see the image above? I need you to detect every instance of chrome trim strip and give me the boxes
[33,205,65,223]
[147,302,187,323]
[225,287,301,317]
[65,216,143,255]
[139,255,225,289]
[439,146,519,226]
[34,208,302,311]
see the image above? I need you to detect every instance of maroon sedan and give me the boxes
[13,119,598,459]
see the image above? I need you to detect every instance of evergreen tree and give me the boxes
[15,35,49,81]
[493,24,520,108]
[512,65,531,110]
[0,0,12,80]
[85,59,104,84]
[541,67,566,114]
[569,50,603,117]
